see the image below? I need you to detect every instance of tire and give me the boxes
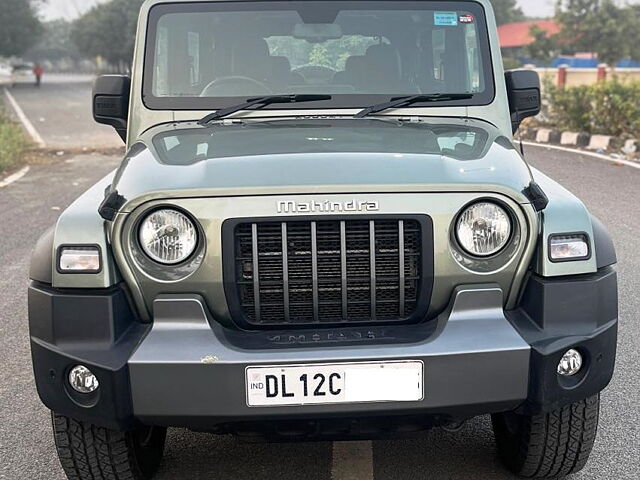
[492,395,600,478]
[52,413,167,480]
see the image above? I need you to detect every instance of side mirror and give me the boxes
[505,70,541,134]
[93,75,131,142]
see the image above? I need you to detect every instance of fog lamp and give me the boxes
[549,234,590,262]
[69,365,99,394]
[557,349,583,377]
[58,246,101,273]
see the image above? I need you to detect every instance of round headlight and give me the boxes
[139,209,198,264]
[456,202,512,257]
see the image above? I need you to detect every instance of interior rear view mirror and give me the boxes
[293,23,343,42]
[505,70,541,134]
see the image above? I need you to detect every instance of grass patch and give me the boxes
[0,107,30,174]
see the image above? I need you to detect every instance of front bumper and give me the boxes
[29,267,617,432]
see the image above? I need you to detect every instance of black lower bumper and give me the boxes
[29,267,618,432]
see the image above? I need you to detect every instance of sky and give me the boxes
[40,0,556,20]
[38,0,640,21]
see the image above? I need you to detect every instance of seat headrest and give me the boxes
[365,44,402,78]
[230,38,271,78]
[271,56,292,72]
[345,55,366,72]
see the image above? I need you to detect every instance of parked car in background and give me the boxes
[0,63,12,84]
[11,63,37,87]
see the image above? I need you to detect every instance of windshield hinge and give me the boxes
[99,188,127,221]
[523,181,549,212]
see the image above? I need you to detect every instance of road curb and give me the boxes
[524,127,638,158]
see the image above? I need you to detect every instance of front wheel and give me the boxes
[492,395,600,478]
[52,413,166,480]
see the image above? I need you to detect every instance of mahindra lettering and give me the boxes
[29,1,618,479]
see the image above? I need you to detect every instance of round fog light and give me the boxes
[69,365,99,394]
[557,349,583,377]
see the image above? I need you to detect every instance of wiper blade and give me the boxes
[198,94,332,125]
[354,93,474,118]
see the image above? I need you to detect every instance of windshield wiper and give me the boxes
[354,93,474,118]
[198,94,332,125]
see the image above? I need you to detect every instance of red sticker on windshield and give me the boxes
[459,14,475,24]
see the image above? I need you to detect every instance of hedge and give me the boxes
[541,78,640,139]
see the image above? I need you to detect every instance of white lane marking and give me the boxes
[523,141,640,170]
[0,165,30,188]
[331,441,374,480]
[3,87,46,148]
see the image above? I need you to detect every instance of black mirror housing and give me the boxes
[505,70,541,134]
[93,75,131,143]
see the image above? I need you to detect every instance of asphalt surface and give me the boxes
[3,75,122,149]
[1,82,639,479]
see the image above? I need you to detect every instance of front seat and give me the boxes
[201,37,274,96]
[363,44,415,93]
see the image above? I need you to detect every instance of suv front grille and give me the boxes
[225,217,431,328]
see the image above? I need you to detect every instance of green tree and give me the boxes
[526,25,561,66]
[28,20,79,62]
[556,0,637,66]
[0,0,43,57]
[71,0,144,68]
[490,0,525,26]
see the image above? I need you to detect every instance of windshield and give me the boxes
[144,1,494,110]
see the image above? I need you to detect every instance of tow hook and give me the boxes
[442,421,466,433]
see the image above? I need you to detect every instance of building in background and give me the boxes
[498,20,560,61]
[498,19,640,68]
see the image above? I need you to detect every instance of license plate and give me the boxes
[246,361,424,407]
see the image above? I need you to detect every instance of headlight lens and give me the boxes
[549,234,590,261]
[139,209,198,264]
[456,202,512,257]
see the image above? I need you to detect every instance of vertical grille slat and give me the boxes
[311,221,320,323]
[369,220,377,321]
[281,223,290,323]
[340,221,348,321]
[233,217,424,327]
[251,223,261,323]
[399,220,406,318]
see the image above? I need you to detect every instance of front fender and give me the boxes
[531,168,616,276]
[41,172,122,289]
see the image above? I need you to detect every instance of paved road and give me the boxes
[1,87,639,479]
[3,75,122,149]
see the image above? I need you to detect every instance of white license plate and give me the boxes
[246,361,424,407]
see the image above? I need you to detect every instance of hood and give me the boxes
[111,118,534,211]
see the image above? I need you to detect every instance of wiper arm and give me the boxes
[354,93,474,118]
[198,94,332,125]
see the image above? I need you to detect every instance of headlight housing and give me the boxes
[139,209,198,265]
[456,202,512,257]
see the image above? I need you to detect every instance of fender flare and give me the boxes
[591,215,617,269]
[30,226,55,284]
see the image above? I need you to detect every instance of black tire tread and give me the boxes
[52,413,154,480]
[493,395,600,479]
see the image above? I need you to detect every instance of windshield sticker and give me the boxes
[459,14,475,24]
[434,12,458,26]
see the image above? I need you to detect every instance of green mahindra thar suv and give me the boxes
[29,1,618,478]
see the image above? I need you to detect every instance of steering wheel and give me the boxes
[200,76,272,97]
